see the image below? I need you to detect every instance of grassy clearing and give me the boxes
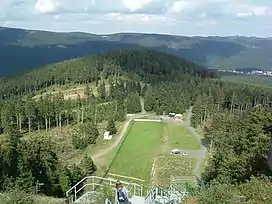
[33,82,101,100]
[32,77,129,100]
[108,122,165,183]
[166,124,201,150]
[222,75,272,88]
[153,156,196,187]
[21,120,124,165]
[23,126,83,162]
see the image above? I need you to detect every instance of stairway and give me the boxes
[130,195,145,204]
[66,175,187,204]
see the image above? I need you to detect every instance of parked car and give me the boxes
[182,152,190,156]
[171,149,181,154]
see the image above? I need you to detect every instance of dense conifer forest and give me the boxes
[0,49,272,203]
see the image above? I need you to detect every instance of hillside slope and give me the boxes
[0,26,272,76]
[0,49,216,99]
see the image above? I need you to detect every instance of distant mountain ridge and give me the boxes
[0,26,272,76]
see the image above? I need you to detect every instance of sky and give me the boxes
[0,0,271,37]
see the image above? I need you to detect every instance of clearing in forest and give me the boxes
[108,122,165,183]
[32,82,99,100]
[32,81,113,100]
[166,123,201,150]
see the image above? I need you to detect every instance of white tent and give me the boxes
[103,131,112,140]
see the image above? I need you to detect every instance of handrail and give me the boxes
[144,184,189,204]
[145,185,172,204]
[66,175,144,203]
[66,175,143,197]
[145,185,171,199]
[105,198,111,204]
[125,180,134,196]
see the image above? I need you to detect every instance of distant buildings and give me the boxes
[219,69,272,76]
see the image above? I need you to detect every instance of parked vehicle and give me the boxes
[171,149,180,154]
[182,152,190,156]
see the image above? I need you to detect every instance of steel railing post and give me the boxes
[74,187,77,201]
[93,176,95,191]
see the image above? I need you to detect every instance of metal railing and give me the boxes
[66,175,143,203]
[105,198,112,204]
[145,185,172,204]
[144,184,188,204]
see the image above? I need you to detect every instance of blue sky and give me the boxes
[0,0,271,37]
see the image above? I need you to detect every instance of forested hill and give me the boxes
[1,26,272,76]
[0,49,216,99]
[0,42,272,203]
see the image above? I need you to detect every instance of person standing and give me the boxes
[116,180,129,204]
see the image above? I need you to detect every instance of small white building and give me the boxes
[103,131,113,140]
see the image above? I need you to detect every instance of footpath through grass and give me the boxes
[108,122,164,183]
[166,124,200,150]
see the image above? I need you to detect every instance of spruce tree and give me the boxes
[107,118,117,135]
[81,154,97,176]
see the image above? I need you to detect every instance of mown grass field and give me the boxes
[153,156,197,187]
[108,122,165,183]
[166,124,201,150]
[222,75,272,88]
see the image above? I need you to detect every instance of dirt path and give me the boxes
[184,106,206,177]
[164,106,206,178]
[139,96,146,114]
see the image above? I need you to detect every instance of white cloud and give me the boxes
[35,0,60,13]
[0,0,271,37]
[236,12,252,17]
[253,6,267,16]
[123,0,153,11]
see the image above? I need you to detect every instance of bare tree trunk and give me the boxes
[38,122,40,132]
[19,113,22,132]
[49,117,51,131]
[55,114,58,127]
[59,112,62,128]
[45,116,48,132]
[28,116,31,133]
[16,114,19,128]
[202,107,207,123]
[230,94,234,115]
[81,106,84,123]
[77,107,80,124]
[66,111,69,126]
[254,97,257,107]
